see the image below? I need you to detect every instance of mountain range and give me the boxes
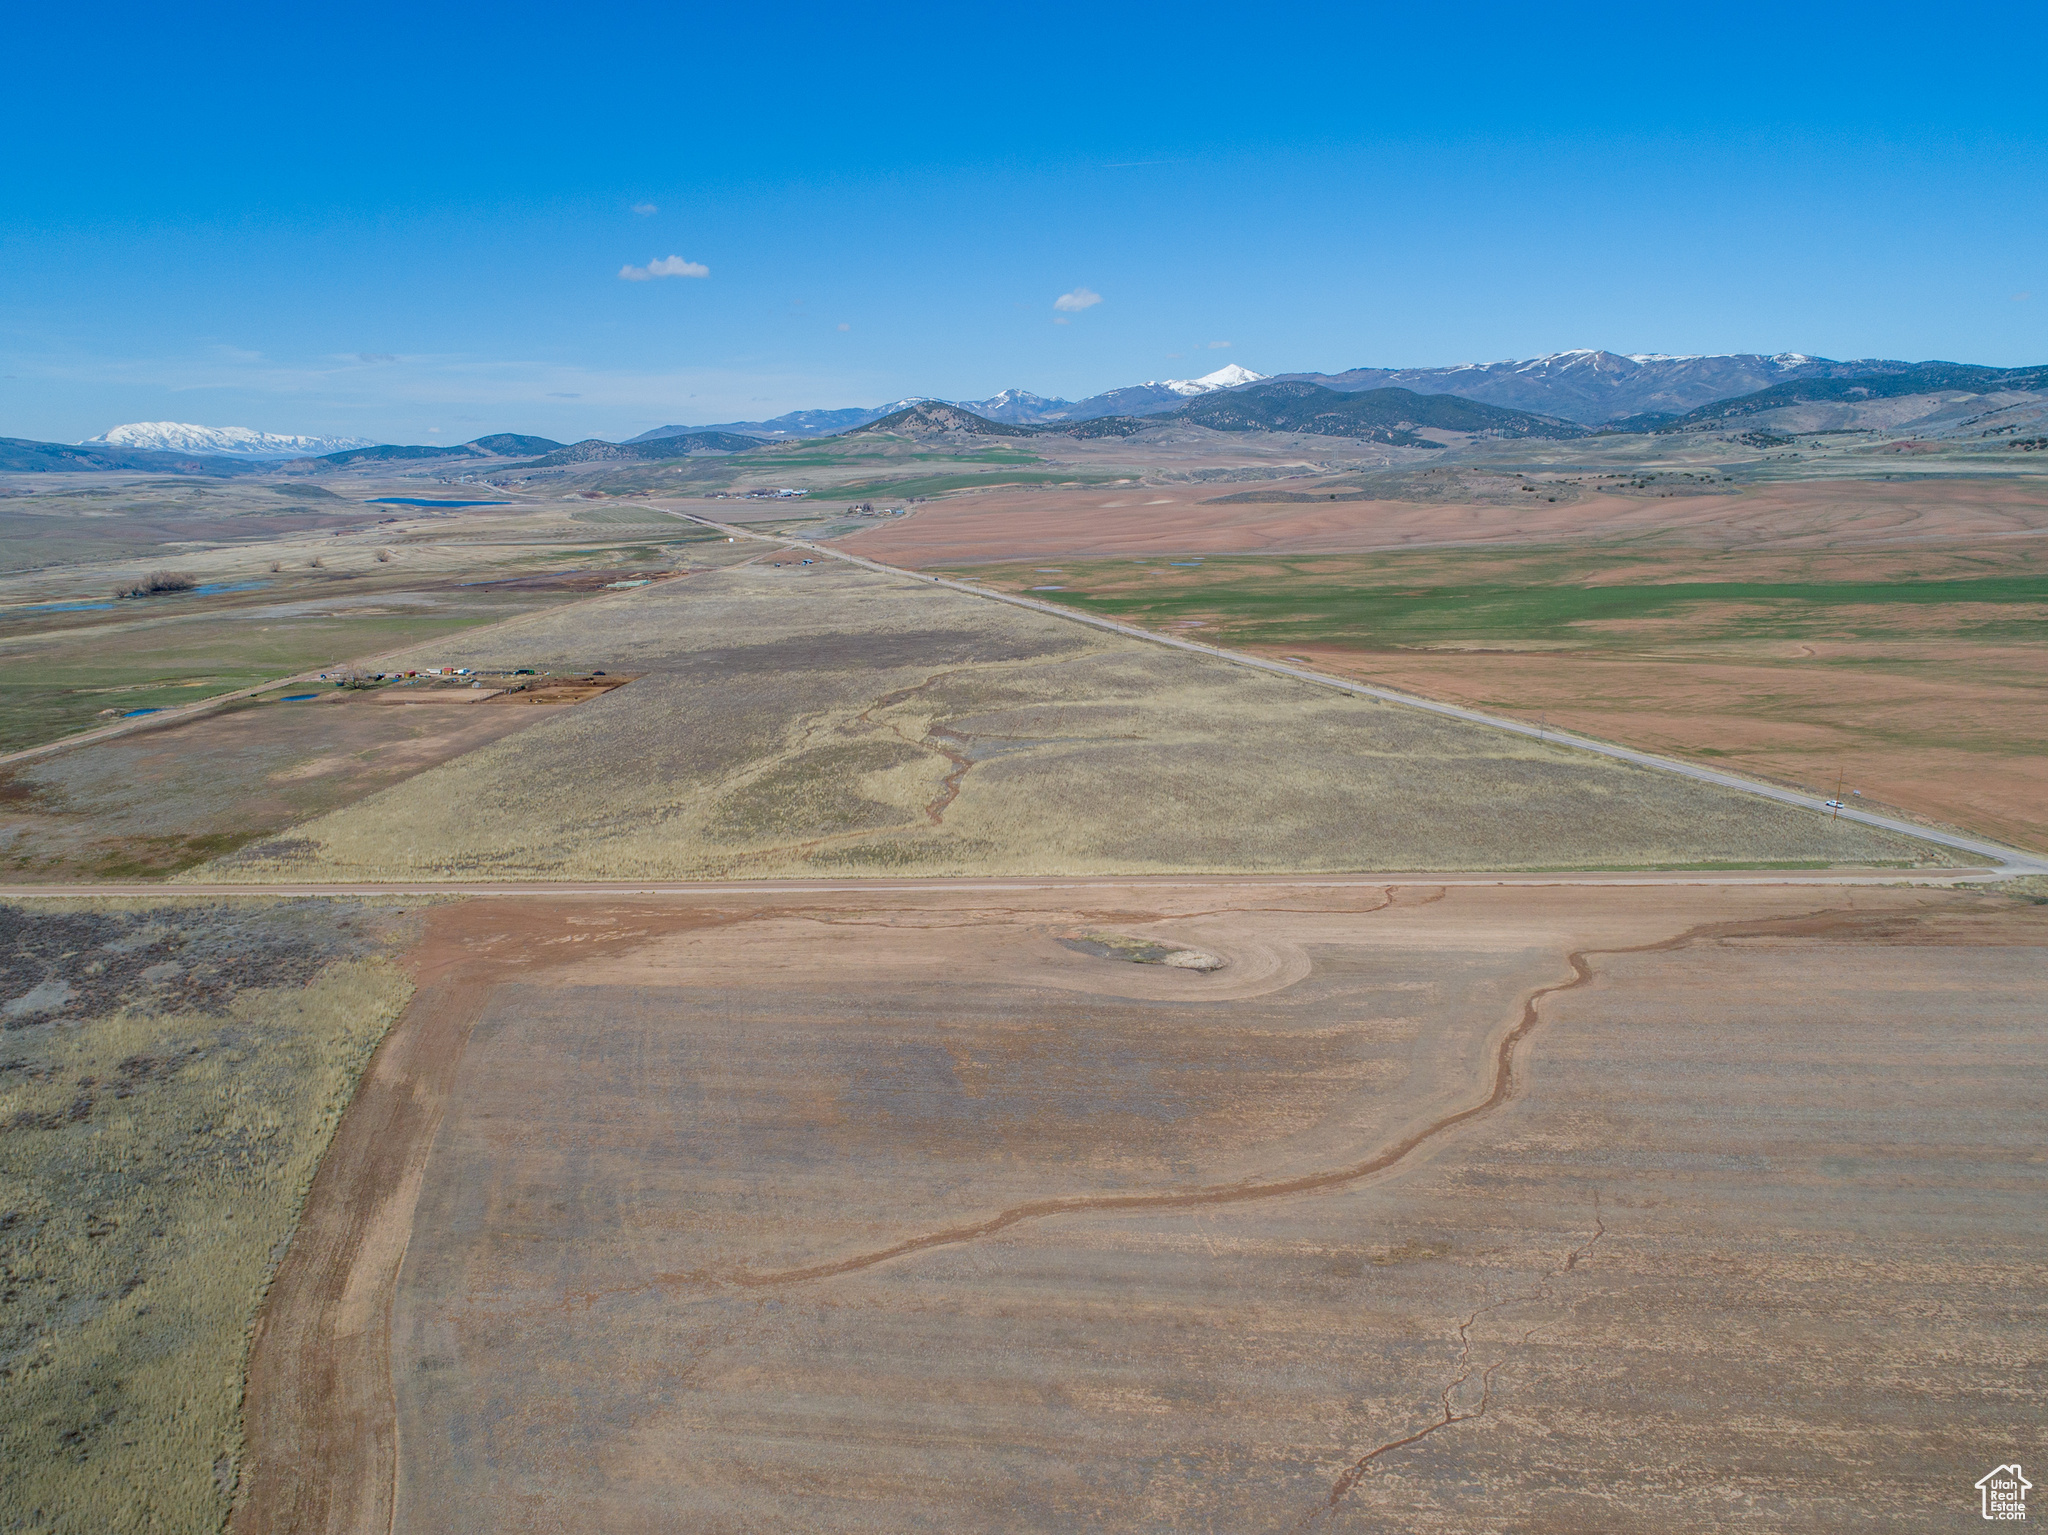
[1270,352,1891,424]
[27,352,2047,476]
[619,355,1962,440]
[625,365,1270,441]
[82,422,378,456]
[867,384,1581,446]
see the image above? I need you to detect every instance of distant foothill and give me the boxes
[9,348,2044,476]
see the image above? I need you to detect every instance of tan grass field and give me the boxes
[0,899,417,1533]
[186,561,1945,882]
[234,881,2048,1532]
[1258,638,2048,853]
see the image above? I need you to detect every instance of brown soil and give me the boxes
[486,676,629,706]
[0,693,560,881]
[230,882,2048,1532]
[838,477,2048,564]
[231,900,752,1535]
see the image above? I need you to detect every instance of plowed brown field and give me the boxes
[237,882,2048,1533]
[836,476,2048,564]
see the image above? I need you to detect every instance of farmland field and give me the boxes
[0,597,564,754]
[952,545,2048,851]
[189,558,1951,882]
[0,480,755,754]
[230,881,2048,1533]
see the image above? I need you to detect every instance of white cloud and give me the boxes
[837,322,851,331]
[619,255,709,281]
[1053,287,1102,313]
[357,351,399,364]
[1053,317,1071,326]
[632,202,658,215]
[1206,340,1232,349]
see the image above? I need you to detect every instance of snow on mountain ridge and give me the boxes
[82,421,378,456]
[1157,363,1266,395]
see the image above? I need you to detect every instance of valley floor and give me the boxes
[231,881,2048,1533]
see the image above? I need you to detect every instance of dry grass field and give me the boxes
[0,898,418,1534]
[232,881,2048,1533]
[188,560,1947,882]
[0,689,568,880]
[0,476,744,752]
[953,543,2048,853]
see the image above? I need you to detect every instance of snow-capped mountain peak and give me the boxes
[81,422,378,457]
[1157,363,1266,396]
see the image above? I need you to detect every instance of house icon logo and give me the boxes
[1979,1464,2031,1521]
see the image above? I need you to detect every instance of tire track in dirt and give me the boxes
[569,905,1879,1307]
[231,975,488,1535]
[231,902,753,1535]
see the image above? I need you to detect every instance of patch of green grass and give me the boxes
[984,559,2048,651]
[816,470,1126,502]
[746,447,1042,470]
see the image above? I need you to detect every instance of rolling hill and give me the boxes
[1159,382,1583,443]
[850,402,1035,437]
[1657,363,2048,429]
[1281,352,1935,424]
[511,433,764,466]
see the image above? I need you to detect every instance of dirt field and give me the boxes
[0,689,565,880]
[835,476,2048,564]
[235,881,2048,1532]
[0,898,418,1533]
[188,561,1944,881]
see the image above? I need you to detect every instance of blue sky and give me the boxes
[3,0,2042,445]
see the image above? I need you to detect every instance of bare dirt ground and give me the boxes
[836,477,2048,564]
[236,882,2047,1533]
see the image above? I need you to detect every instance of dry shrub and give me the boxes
[0,930,414,1531]
[306,556,324,570]
[375,549,392,563]
[111,571,197,600]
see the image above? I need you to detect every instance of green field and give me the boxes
[751,445,1045,470]
[812,470,1129,502]
[967,552,2048,650]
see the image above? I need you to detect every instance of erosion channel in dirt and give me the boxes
[236,881,2047,1533]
